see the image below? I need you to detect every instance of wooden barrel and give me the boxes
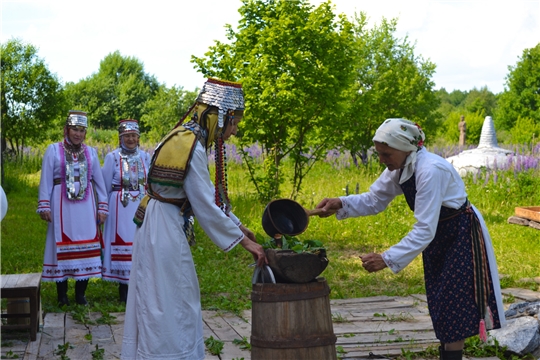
[251,277,337,360]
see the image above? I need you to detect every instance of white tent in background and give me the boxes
[445,116,512,176]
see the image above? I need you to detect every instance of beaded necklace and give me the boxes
[214,135,231,215]
[60,141,90,201]
[118,148,146,207]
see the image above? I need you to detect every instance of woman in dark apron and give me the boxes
[316,118,505,360]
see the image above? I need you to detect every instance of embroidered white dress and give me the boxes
[336,149,506,328]
[121,142,244,360]
[101,148,151,284]
[37,142,108,282]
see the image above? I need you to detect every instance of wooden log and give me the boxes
[507,216,530,226]
[529,220,540,230]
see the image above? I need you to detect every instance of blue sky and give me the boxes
[2,0,539,94]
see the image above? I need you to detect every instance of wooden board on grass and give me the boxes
[515,206,540,222]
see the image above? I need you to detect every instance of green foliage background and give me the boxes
[2,10,539,200]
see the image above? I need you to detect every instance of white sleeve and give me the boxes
[89,147,109,214]
[382,164,452,273]
[184,145,244,252]
[102,152,115,195]
[335,169,402,220]
[228,211,242,227]
[37,144,56,213]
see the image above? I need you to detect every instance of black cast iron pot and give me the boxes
[262,199,324,238]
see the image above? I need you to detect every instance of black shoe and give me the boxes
[439,346,463,360]
[75,279,89,306]
[56,280,70,306]
[58,296,70,307]
[75,294,88,305]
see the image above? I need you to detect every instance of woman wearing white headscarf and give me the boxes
[316,118,505,360]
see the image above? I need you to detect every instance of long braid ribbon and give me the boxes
[467,202,493,342]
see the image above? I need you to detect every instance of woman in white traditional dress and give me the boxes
[101,119,150,302]
[316,118,505,360]
[121,78,267,360]
[37,110,109,306]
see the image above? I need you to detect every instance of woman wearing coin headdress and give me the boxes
[101,119,150,302]
[37,110,109,306]
[121,78,266,360]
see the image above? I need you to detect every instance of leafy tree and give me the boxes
[434,87,498,144]
[435,88,468,119]
[495,43,540,130]
[65,51,160,129]
[461,86,497,117]
[434,89,456,120]
[510,116,540,144]
[439,111,485,146]
[141,85,198,144]
[192,0,357,201]
[1,39,66,162]
[336,14,439,164]
[447,89,468,107]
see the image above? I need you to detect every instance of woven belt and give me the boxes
[147,191,188,209]
[111,185,139,191]
[53,177,80,185]
[439,199,470,222]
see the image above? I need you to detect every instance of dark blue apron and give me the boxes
[400,172,501,342]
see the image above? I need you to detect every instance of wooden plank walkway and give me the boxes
[2,287,539,360]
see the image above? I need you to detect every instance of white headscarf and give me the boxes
[372,118,425,184]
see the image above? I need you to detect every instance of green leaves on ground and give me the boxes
[204,336,224,355]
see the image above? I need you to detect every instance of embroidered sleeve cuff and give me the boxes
[335,196,349,220]
[98,202,109,214]
[382,252,402,274]
[223,234,244,252]
[37,200,50,213]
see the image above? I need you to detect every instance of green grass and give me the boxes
[1,153,539,318]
